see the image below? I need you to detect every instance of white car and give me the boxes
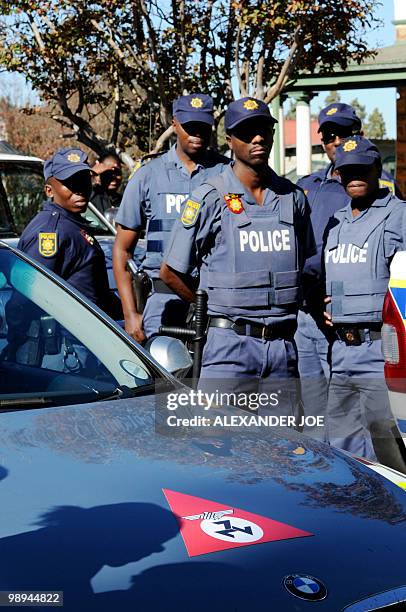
[382,251,406,448]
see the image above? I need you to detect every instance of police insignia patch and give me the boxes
[326,107,338,116]
[80,229,95,245]
[224,193,244,214]
[342,139,357,152]
[181,199,201,226]
[67,153,81,163]
[190,97,203,108]
[39,232,57,257]
[243,99,259,111]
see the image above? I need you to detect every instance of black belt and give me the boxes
[209,317,296,340]
[152,279,175,294]
[335,324,382,346]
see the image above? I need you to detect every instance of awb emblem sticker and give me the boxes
[163,489,313,557]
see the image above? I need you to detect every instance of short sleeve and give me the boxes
[115,164,150,230]
[163,188,220,274]
[384,201,406,259]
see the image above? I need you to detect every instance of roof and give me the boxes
[283,119,320,147]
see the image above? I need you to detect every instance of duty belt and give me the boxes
[209,317,296,340]
[152,279,176,294]
[335,324,382,346]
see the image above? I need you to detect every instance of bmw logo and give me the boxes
[283,574,327,601]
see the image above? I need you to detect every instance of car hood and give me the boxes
[0,394,405,611]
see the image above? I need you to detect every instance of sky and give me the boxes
[0,0,399,138]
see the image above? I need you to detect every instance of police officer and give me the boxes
[296,103,399,441]
[161,97,315,412]
[18,148,116,317]
[113,93,228,343]
[324,135,406,470]
[91,151,123,214]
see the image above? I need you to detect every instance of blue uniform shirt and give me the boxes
[18,201,111,311]
[115,145,229,278]
[164,164,315,323]
[297,163,399,308]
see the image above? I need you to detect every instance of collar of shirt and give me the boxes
[343,190,392,222]
[42,201,92,229]
[222,163,279,207]
[166,144,204,176]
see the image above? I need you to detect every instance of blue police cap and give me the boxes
[172,94,214,126]
[44,148,91,181]
[335,135,381,169]
[318,103,362,133]
[225,97,277,131]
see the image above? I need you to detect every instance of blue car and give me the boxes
[0,241,406,611]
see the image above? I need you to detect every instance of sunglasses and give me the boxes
[321,130,360,144]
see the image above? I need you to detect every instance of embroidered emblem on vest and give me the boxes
[224,193,244,214]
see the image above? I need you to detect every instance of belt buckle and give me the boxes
[262,325,273,340]
[340,327,362,346]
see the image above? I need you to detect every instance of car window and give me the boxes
[0,161,44,234]
[0,159,115,238]
[0,247,156,409]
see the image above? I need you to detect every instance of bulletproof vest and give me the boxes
[200,174,300,318]
[144,156,190,277]
[325,195,398,323]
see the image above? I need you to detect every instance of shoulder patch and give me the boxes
[181,199,201,226]
[39,232,57,257]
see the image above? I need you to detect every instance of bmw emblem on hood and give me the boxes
[283,574,327,601]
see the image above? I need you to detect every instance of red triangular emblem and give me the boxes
[163,489,313,557]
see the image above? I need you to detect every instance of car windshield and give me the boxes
[0,246,159,410]
[0,159,114,236]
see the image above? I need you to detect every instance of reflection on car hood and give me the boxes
[0,395,405,611]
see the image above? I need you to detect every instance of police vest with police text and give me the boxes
[199,174,300,318]
[325,194,400,323]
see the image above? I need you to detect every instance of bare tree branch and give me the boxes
[151,125,174,154]
[264,25,301,104]
[235,20,247,98]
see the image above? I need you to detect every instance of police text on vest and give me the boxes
[325,242,368,264]
[239,229,291,252]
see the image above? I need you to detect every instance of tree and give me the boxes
[349,97,367,123]
[0,1,380,163]
[324,90,341,106]
[365,107,387,139]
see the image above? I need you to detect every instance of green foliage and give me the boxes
[365,107,387,139]
[324,91,341,106]
[0,0,380,157]
[349,97,367,123]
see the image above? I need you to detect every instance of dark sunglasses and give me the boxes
[321,130,360,144]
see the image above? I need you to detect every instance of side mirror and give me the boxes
[144,335,192,378]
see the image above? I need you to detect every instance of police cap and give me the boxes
[44,148,91,181]
[335,135,381,169]
[225,97,277,131]
[318,103,361,133]
[172,94,214,126]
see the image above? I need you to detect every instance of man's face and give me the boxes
[226,118,274,167]
[173,119,212,156]
[320,124,360,163]
[338,163,380,199]
[93,157,122,192]
[45,170,92,213]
